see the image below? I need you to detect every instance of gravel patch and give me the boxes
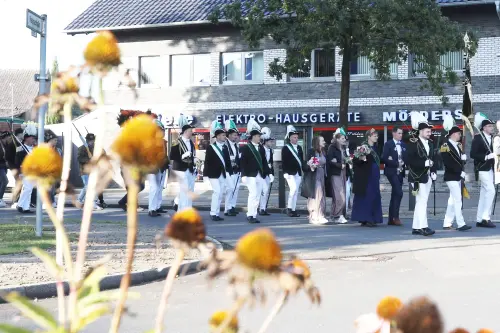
[0,221,201,287]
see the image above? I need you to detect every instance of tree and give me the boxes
[210,0,477,129]
[50,57,59,80]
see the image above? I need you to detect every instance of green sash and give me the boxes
[212,143,225,168]
[286,143,302,167]
[247,143,264,174]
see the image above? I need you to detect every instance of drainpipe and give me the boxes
[495,1,500,19]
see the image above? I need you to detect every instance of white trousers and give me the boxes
[148,170,166,211]
[259,176,271,210]
[174,170,195,211]
[346,178,352,209]
[444,181,465,228]
[225,173,240,211]
[412,178,432,230]
[247,174,265,218]
[285,173,302,210]
[209,175,228,216]
[18,176,35,211]
[477,170,495,222]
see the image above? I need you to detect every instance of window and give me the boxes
[171,54,211,86]
[139,56,161,87]
[222,51,264,83]
[102,56,139,90]
[351,56,398,76]
[290,49,336,79]
[411,50,463,76]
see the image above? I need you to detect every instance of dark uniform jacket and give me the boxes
[406,137,437,184]
[263,146,274,175]
[3,137,18,169]
[281,143,305,176]
[470,132,494,172]
[441,140,465,182]
[204,143,232,179]
[77,145,93,175]
[226,139,240,174]
[240,143,271,178]
[170,139,195,173]
[15,145,30,170]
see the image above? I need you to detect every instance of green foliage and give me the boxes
[0,224,56,255]
[211,0,478,127]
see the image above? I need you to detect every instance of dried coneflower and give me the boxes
[155,208,207,333]
[209,311,239,333]
[21,144,63,189]
[377,296,403,321]
[477,330,494,333]
[236,228,282,272]
[84,31,121,74]
[394,296,443,333]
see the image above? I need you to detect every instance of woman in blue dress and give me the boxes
[351,128,383,227]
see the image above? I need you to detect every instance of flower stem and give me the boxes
[256,293,288,333]
[154,248,185,333]
[214,296,247,333]
[109,178,140,333]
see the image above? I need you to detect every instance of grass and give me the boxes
[0,224,57,255]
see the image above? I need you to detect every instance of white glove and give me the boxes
[230,155,235,161]
[460,171,466,179]
[486,153,496,160]
[425,160,430,167]
[269,174,274,183]
[284,173,289,179]
[241,176,247,184]
[181,151,192,159]
[226,172,230,179]
[461,154,467,161]
[431,172,437,181]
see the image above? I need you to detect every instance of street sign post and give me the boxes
[26,9,47,238]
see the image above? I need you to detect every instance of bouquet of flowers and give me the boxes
[344,154,353,166]
[354,144,372,159]
[307,156,320,169]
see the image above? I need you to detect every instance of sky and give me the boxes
[0,0,97,71]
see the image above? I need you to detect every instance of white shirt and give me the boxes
[419,137,430,155]
[449,139,460,154]
[291,143,298,151]
[181,136,191,152]
[484,132,492,146]
[252,142,260,149]
[393,139,402,157]
[264,146,271,162]
[215,141,224,149]
[227,140,237,155]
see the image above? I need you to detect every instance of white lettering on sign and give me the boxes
[26,10,44,35]
[382,109,462,122]
[219,113,362,124]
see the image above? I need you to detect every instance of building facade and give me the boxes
[65,0,500,173]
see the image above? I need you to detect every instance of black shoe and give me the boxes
[412,228,434,236]
[30,203,36,209]
[173,204,178,212]
[259,209,270,216]
[118,203,127,212]
[98,202,108,209]
[224,210,237,216]
[287,209,300,217]
[156,208,167,213]
[148,210,161,217]
[476,220,496,228]
[365,222,377,228]
[443,226,454,230]
[17,207,32,214]
[457,225,472,231]
[247,216,260,224]
[210,215,224,221]
[230,207,239,215]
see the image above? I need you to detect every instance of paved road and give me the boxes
[1,209,500,332]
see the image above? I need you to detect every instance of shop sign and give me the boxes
[382,109,462,122]
[217,112,361,125]
[157,114,196,128]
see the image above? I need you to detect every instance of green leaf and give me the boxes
[78,265,107,300]
[3,292,57,330]
[74,304,110,331]
[78,291,138,311]
[0,323,33,333]
[31,248,64,280]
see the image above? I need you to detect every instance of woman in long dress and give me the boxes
[305,136,328,225]
[327,132,348,223]
[351,129,383,227]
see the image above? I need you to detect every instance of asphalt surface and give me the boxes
[1,208,500,332]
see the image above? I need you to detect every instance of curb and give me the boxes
[0,236,224,304]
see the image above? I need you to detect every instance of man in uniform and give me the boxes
[406,112,437,236]
[259,127,275,216]
[470,112,496,228]
[15,122,37,214]
[281,125,304,217]
[169,114,196,211]
[224,120,241,216]
[440,114,471,231]
[205,120,233,221]
[147,120,169,217]
[77,133,104,211]
[240,119,271,223]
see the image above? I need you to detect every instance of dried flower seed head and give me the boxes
[236,228,282,272]
[394,296,443,333]
[449,329,470,333]
[112,114,166,173]
[377,296,403,320]
[477,330,494,333]
[279,258,321,304]
[51,72,80,94]
[209,311,238,333]
[84,31,121,73]
[165,208,206,247]
[21,144,62,188]
[283,258,311,279]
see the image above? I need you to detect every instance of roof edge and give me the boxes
[64,0,492,35]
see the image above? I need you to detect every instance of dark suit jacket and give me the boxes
[382,139,407,176]
[263,147,274,175]
[441,139,465,182]
[226,139,240,173]
[327,144,344,176]
[4,138,18,169]
[170,139,195,173]
[204,143,232,179]
[15,146,28,170]
[240,143,271,178]
[406,138,437,184]
[282,144,305,176]
[470,133,494,172]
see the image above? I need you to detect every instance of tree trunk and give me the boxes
[339,43,352,130]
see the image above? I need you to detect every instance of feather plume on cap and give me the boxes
[474,112,493,130]
[210,120,225,138]
[22,121,37,137]
[443,114,455,132]
[178,114,194,134]
[261,127,274,141]
[285,125,299,139]
[334,127,347,137]
[247,119,261,138]
[224,119,239,134]
[410,112,425,130]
